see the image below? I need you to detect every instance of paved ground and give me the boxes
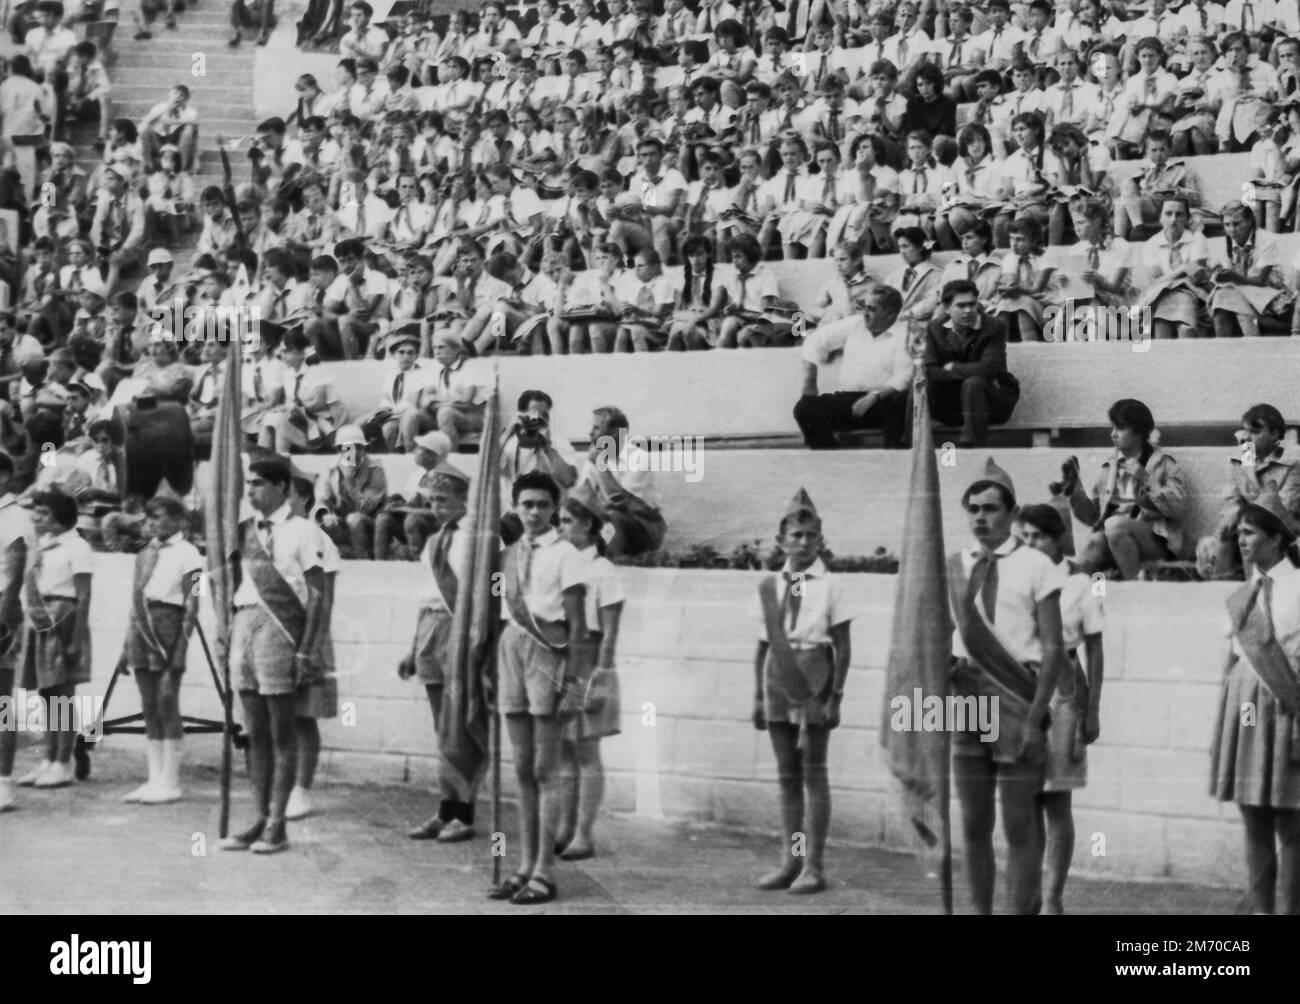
[0,736,1240,915]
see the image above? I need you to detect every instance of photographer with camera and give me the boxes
[499,390,577,542]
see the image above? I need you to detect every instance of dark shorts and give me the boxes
[125,603,185,673]
[20,598,89,691]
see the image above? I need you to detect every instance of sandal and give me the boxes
[487,873,529,901]
[511,877,557,905]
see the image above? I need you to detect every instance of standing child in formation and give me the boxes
[219,454,326,855]
[1211,487,1300,915]
[286,471,339,822]
[401,461,481,844]
[555,484,625,861]
[949,460,1068,914]
[1016,503,1105,915]
[16,491,93,791]
[490,471,587,906]
[121,495,202,805]
[752,488,853,895]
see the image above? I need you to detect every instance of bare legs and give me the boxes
[759,723,830,893]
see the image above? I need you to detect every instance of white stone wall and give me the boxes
[71,557,1241,886]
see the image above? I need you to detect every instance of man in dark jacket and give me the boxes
[919,279,1019,447]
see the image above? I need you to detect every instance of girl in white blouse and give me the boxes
[935,123,1005,251]
[555,491,626,861]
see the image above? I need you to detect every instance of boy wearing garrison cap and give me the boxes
[950,458,1068,914]
[752,488,854,895]
[400,460,480,843]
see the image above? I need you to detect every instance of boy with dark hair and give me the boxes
[489,471,587,905]
[219,454,325,853]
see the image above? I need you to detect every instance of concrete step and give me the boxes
[111,83,253,99]
[114,101,254,119]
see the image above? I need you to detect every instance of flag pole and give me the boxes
[490,369,503,889]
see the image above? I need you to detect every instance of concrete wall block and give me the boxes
[1068,809,1169,878]
[831,726,891,793]
[828,790,887,846]
[1165,817,1241,887]
[1101,683,1171,748]
[668,717,760,779]
[658,773,714,819]
[711,778,776,829]
[1119,748,1218,818]
[1167,684,1227,752]
[626,657,727,719]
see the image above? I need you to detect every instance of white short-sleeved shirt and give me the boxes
[952,536,1068,666]
[802,317,913,393]
[143,532,204,605]
[0,495,35,595]
[32,529,94,600]
[576,546,625,631]
[501,528,585,626]
[1059,566,1104,652]
[722,264,780,312]
[613,271,677,311]
[1142,229,1211,272]
[232,503,324,609]
[325,268,390,306]
[420,522,469,611]
[754,559,852,648]
[1228,560,1300,658]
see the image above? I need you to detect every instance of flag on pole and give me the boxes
[438,378,502,833]
[204,331,243,840]
[880,365,954,913]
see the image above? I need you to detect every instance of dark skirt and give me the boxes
[20,598,91,691]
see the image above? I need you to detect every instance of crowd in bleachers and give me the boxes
[3,0,1300,574]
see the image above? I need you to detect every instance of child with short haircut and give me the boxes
[1114,128,1200,240]
[808,240,872,324]
[1111,36,1177,158]
[718,234,781,348]
[991,216,1057,341]
[120,495,202,804]
[15,490,93,790]
[400,462,480,842]
[752,488,853,894]
[896,129,953,240]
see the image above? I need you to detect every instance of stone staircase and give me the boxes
[70,0,260,277]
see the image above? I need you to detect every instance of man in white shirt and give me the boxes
[949,458,1069,915]
[576,406,667,558]
[318,236,390,359]
[402,331,485,452]
[219,453,326,855]
[611,137,688,268]
[260,329,348,452]
[0,454,35,809]
[794,285,914,449]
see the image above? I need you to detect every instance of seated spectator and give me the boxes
[318,423,388,559]
[989,217,1058,342]
[401,331,486,453]
[885,225,942,328]
[374,430,448,559]
[666,235,727,350]
[611,248,677,352]
[937,218,1002,306]
[807,239,873,325]
[143,143,195,245]
[63,40,110,146]
[129,334,192,403]
[920,279,1019,448]
[794,284,913,449]
[1196,403,1300,581]
[576,406,666,558]
[358,326,425,450]
[1210,200,1288,339]
[1060,398,1189,579]
[259,329,347,453]
[717,233,781,348]
[139,83,197,173]
[33,142,88,242]
[1133,195,1211,339]
[935,123,1004,251]
[1045,123,1111,245]
[1052,196,1133,340]
[1114,129,1200,240]
[187,338,228,451]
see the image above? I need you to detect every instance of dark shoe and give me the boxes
[256,29,270,45]
[407,816,446,840]
[435,819,475,843]
[164,13,176,28]
[511,877,557,905]
[756,867,800,891]
[134,30,152,39]
[218,821,266,851]
[250,835,290,855]
[487,873,529,901]
[228,31,241,46]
